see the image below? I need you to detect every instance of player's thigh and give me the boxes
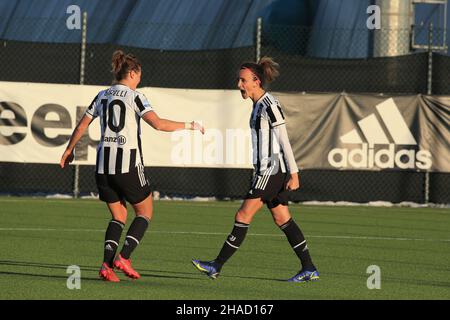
[131,193,153,220]
[235,198,264,224]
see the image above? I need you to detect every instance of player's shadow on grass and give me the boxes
[0,259,101,282]
[0,259,202,282]
[0,259,99,271]
[139,266,286,282]
[0,259,286,282]
[0,270,101,282]
[141,264,289,282]
[138,272,199,281]
[0,260,101,281]
[223,275,288,282]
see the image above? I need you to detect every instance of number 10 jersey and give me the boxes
[85,83,154,175]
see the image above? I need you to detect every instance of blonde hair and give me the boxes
[111,50,141,82]
[240,56,280,87]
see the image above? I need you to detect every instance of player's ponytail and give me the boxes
[239,56,279,88]
[258,56,279,84]
[111,50,126,76]
[111,50,141,82]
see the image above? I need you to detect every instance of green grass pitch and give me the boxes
[0,197,449,300]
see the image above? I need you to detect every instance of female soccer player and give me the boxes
[192,57,318,282]
[60,50,204,282]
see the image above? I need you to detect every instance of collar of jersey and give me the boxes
[253,91,268,108]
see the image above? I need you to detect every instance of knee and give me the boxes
[136,212,152,221]
[235,209,253,224]
[135,204,152,220]
[114,212,127,224]
[272,213,291,227]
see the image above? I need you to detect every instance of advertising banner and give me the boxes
[1,82,449,172]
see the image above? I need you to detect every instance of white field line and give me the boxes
[0,227,449,243]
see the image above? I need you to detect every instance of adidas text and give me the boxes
[328,143,432,169]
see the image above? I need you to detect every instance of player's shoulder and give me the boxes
[88,89,107,109]
[260,92,278,109]
[135,90,151,104]
[97,88,108,99]
[265,92,277,101]
[132,90,152,112]
[134,90,146,99]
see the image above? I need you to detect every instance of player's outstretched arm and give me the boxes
[142,111,204,134]
[60,115,92,168]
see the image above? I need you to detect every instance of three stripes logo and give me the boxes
[327,98,432,169]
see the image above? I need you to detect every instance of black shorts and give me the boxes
[245,169,290,209]
[95,166,152,204]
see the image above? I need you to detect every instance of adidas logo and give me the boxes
[327,98,432,170]
[105,244,114,251]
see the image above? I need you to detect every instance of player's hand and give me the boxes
[285,173,300,191]
[60,149,74,168]
[191,121,205,134]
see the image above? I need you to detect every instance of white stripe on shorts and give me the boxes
[260,166,275,190]
[137,164,146,187]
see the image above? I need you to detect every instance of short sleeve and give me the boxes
[264,98,286,127]
[85,94,99,119]
[134,92,153,117]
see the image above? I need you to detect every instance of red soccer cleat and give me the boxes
[113,254,141,279]
[99,263,120,282]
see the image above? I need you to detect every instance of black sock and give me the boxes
[215,221,249,267]
[103,219,125,267]
[280,218,315,270]
[120,216,149,259]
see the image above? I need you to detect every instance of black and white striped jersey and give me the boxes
[250,92,298,175]
[85,84,153,174]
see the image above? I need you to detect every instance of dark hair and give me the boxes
[240,56,280,88]
[111,50,141,82]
